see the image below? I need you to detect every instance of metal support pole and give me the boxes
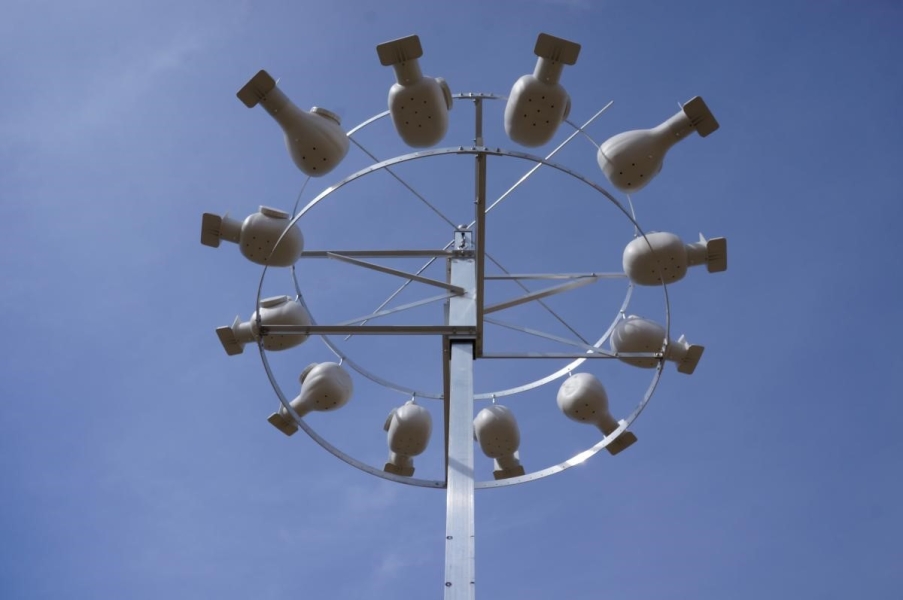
[444,232,476,600]
[444,341,475,599]
[473,99,487,357]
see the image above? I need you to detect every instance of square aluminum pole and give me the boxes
[444,230,476,599]
[473,98,487,358]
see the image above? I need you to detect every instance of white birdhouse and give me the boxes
[610,315,704,374]
[597,96,719,192]
[237,69,349,177]
[267,362,354,436]
[201,206,304,267]
[474,405,525,480]
[384,400,433,477]
[504,33,580,147]
[377,35,452,148]
[215,295,312,356]
[623,232,727,286]
[557,373,637,456]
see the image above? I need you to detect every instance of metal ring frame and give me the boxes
[254,93,671,489]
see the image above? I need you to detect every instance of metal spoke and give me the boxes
[485,272,625,280]
[350,137,458,229]
[480,352,617,359]
[484,252,591,345]
[263,324,474,336]
[626,193,638,237]
[484,276,602,314]
[300,249,458,259]
[338,292,456,326]
[327,253,465,294]
[484,317,615,356]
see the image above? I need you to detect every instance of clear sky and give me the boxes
[2,0,901,598]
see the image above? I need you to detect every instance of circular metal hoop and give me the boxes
[256,94,672,488]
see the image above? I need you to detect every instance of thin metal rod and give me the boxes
[349,137,458,229]
[485,272,626,280]
[300,249,461,259]
[262,325,475,335]
[483,276,601,315]
[327,253,465,294]
[337,292,456,326]
[480,352,620,359]
[627,193,639,238]
[563,100,615,151]
[483,252,591,346]
[484,317,615,356]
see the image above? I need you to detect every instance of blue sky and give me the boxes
[1,0,902,598]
